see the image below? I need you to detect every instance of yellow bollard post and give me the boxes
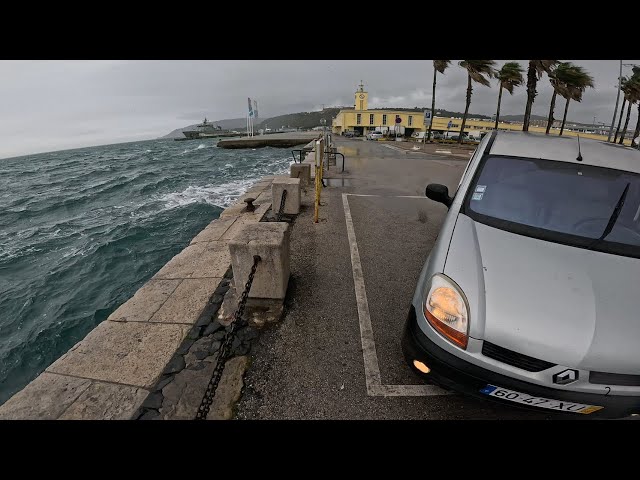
[313,138,324,223]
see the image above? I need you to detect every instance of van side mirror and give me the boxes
[425,184,453,208]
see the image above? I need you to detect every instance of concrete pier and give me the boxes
[0,176,280,420]
[217,131,320,149]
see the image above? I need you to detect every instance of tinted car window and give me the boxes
[465,155,640,256]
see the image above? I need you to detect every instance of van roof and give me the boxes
[490,131,640,174]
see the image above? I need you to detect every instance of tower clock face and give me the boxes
[359,94,365,99]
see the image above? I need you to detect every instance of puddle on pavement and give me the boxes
[325,178,352,187]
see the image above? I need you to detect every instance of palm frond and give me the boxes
[459,60,497,87]
[531,60,559,79]
[433,60,451,74]
[498,61,524,95]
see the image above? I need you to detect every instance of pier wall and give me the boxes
[0,176,281,420]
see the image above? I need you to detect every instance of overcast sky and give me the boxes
[1,60,638,159]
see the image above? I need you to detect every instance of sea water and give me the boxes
[0,138,293,405]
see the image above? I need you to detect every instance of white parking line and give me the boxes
[342,193,450,397]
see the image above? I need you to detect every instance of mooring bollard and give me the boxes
[228,223,290,299]
[290,163,311,187]
[272,177,301,215]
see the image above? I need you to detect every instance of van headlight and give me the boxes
[423,274,469,349]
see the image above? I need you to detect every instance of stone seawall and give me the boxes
[0,176,279,420]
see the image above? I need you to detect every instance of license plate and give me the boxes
[480,384,603,414]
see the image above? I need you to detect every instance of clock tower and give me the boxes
[354,80,368,111]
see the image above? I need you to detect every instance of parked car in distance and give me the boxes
[343,131,357,138]
[443,131,465,141]
[367,131,384,140]
[403,130,640,418]
[412,131,444,141]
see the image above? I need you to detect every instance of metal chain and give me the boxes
[276,189,287,222]
[195,255,261,420]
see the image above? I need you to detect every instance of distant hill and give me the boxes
[433,109,490,119]
[161,117,249,139]
[256,108,341,130]
[161,107,496,139]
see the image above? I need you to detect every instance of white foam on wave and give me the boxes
[196,144,206,150]
[145,149,152,153]
[158,177,256,210]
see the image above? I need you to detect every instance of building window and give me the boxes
[369,114,374,125]
[396,114,400,123]
[408,115,413,126]
[382,114,387,125]
[359,100,363,110]
[357,113,361,125]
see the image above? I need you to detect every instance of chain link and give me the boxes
[195,255,261,420]
[276,189,287,222]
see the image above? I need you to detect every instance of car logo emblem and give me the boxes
[553,369,579,385]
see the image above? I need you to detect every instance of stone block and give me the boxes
[59,382,149,420]
[290,163,311,187]
[108,279,181,322]
[150,277,221,324]
[0,372,91,420]
[153,241,230,279]
[160,361,216,420]
[190,216,237,244]
[207,356,249,420]
[228,222,290,300]
[46,321,190,389]
[255,190,271,203]
[220,215,261,241]
[272,177,301,215]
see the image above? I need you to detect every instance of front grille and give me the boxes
[589,371,640,386]
[481,341,556,372]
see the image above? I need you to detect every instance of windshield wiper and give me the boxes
[588,182,630,249]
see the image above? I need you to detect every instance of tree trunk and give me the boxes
[459,74,472,144]
[559,97,570,136]
[545,90,557,135]
[495,85,503,130]
[618,101,632,145]
[633,103,640,145]
[614,97,627,143]
[427,67,437,143]
[523,62,537,131]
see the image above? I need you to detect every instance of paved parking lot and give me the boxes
[236,138,559,419]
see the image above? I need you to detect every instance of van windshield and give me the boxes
[464,155,640,258]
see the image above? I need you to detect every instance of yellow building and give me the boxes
[332,82,425,137]
[333,82,634,145]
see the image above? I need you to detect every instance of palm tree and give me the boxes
[614,67,640,145]
[613,76,628,143]
[545,62,571,134]
[618,75,640,145]
[427,60,451,142]
[558,65,595,136]
[458,60,496,144]
[494,62,524,130]
[632,103,640,147]
[523,60,558,131]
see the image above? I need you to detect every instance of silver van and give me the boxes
[403,131,640,418]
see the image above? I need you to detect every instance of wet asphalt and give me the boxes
[236,138,564,420]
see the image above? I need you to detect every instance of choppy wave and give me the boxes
[0,138,292,405]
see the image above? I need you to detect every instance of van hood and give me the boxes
[444,214,640,374]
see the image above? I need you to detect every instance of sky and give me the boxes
[1,60,638,159]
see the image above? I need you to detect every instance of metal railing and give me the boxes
[291,149,305,163]
[314,137,324,223]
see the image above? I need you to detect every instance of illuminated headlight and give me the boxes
[423,274,469,349]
